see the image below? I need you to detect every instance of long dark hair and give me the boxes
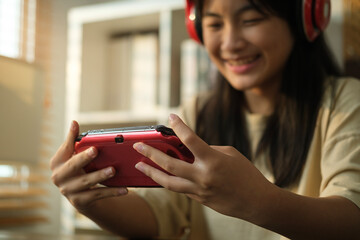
[195,0,342,188]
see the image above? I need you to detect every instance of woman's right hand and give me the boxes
[50,121,128,212]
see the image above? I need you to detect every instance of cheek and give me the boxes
[255,23,294,68]
[203,35,223,67]
[203,32,218,56]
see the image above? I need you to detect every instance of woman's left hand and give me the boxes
[133,114,276,221]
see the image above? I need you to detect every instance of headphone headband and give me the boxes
[185,0,331,43]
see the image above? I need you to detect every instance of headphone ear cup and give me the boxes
[301,0,331,42]
[185,0,202,43]
[314,0,331,31]
[302,0,318,41]
[185,0,200,43]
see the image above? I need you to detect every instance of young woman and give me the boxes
[50,0,360,239]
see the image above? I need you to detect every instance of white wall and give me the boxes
[326,0,344,69]
[48,0,122,235]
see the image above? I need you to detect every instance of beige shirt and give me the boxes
[135,77,360,240]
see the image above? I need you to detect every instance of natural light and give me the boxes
[0,0,22,58]
[0,0,36,61]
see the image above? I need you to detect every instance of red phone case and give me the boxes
[75,125,194,187]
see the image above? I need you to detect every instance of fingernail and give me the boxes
[135,162,144,172]
[104,167,114,177]
[169,113,177,122]
[133,143,144,152]
[118,188,128,195]
[87,147,96,157]
[70,121,76,131]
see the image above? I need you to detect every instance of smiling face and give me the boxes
[202,0,294,95]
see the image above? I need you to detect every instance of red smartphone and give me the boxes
[75,125,194,187]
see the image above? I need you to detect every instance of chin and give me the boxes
[226,76,258,91]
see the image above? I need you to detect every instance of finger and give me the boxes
[50,121,79,170]
[168,114,211,159]
[185,193,204,203]
[135,162,196,194]
[133,142,196,181]
[51,147,97,186]
[68,187,128,210]
[59,166,116,195]
[210,145,238,156]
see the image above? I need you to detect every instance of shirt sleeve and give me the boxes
[320,78,360,208]
[134,188,191,237]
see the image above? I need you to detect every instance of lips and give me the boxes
[226,54,260,66]
[224,54,261,74]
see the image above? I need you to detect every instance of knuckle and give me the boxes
[80,177,93,189]
[161,179,171,189]
[197,187,211,202]
[205,158,221,173]
[162,180,177,192]
[193,188,210,204]
[61,142,73,154]
[163,161,175,173]
[49,157,57,170]
[90,189,116,201]
[145,150,153,159]
[145,169,153,179]
[59,186,68,196]
[199,175,214,192]
[197,197,209,205]
[70,196,82,208]
[51,172,60,186]
[91,190,106,200]
[65,159,78,173]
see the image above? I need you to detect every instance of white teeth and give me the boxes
[228,55,258,65]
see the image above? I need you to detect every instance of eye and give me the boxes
[240,9,267,26]
[204,20,223,31]
[208,23,223,29]
[242,17,265,25]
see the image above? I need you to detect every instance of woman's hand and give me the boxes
[133,114,276,221]
[50,121,128,212]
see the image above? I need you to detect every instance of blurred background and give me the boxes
[0,0,358,238]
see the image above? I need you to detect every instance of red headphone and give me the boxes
[185,0,202,43]
[185,0,331,43]
[302,0,331,41]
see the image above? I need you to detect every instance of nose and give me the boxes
[221,25,246,54]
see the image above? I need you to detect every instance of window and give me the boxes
[0,0,36,61]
